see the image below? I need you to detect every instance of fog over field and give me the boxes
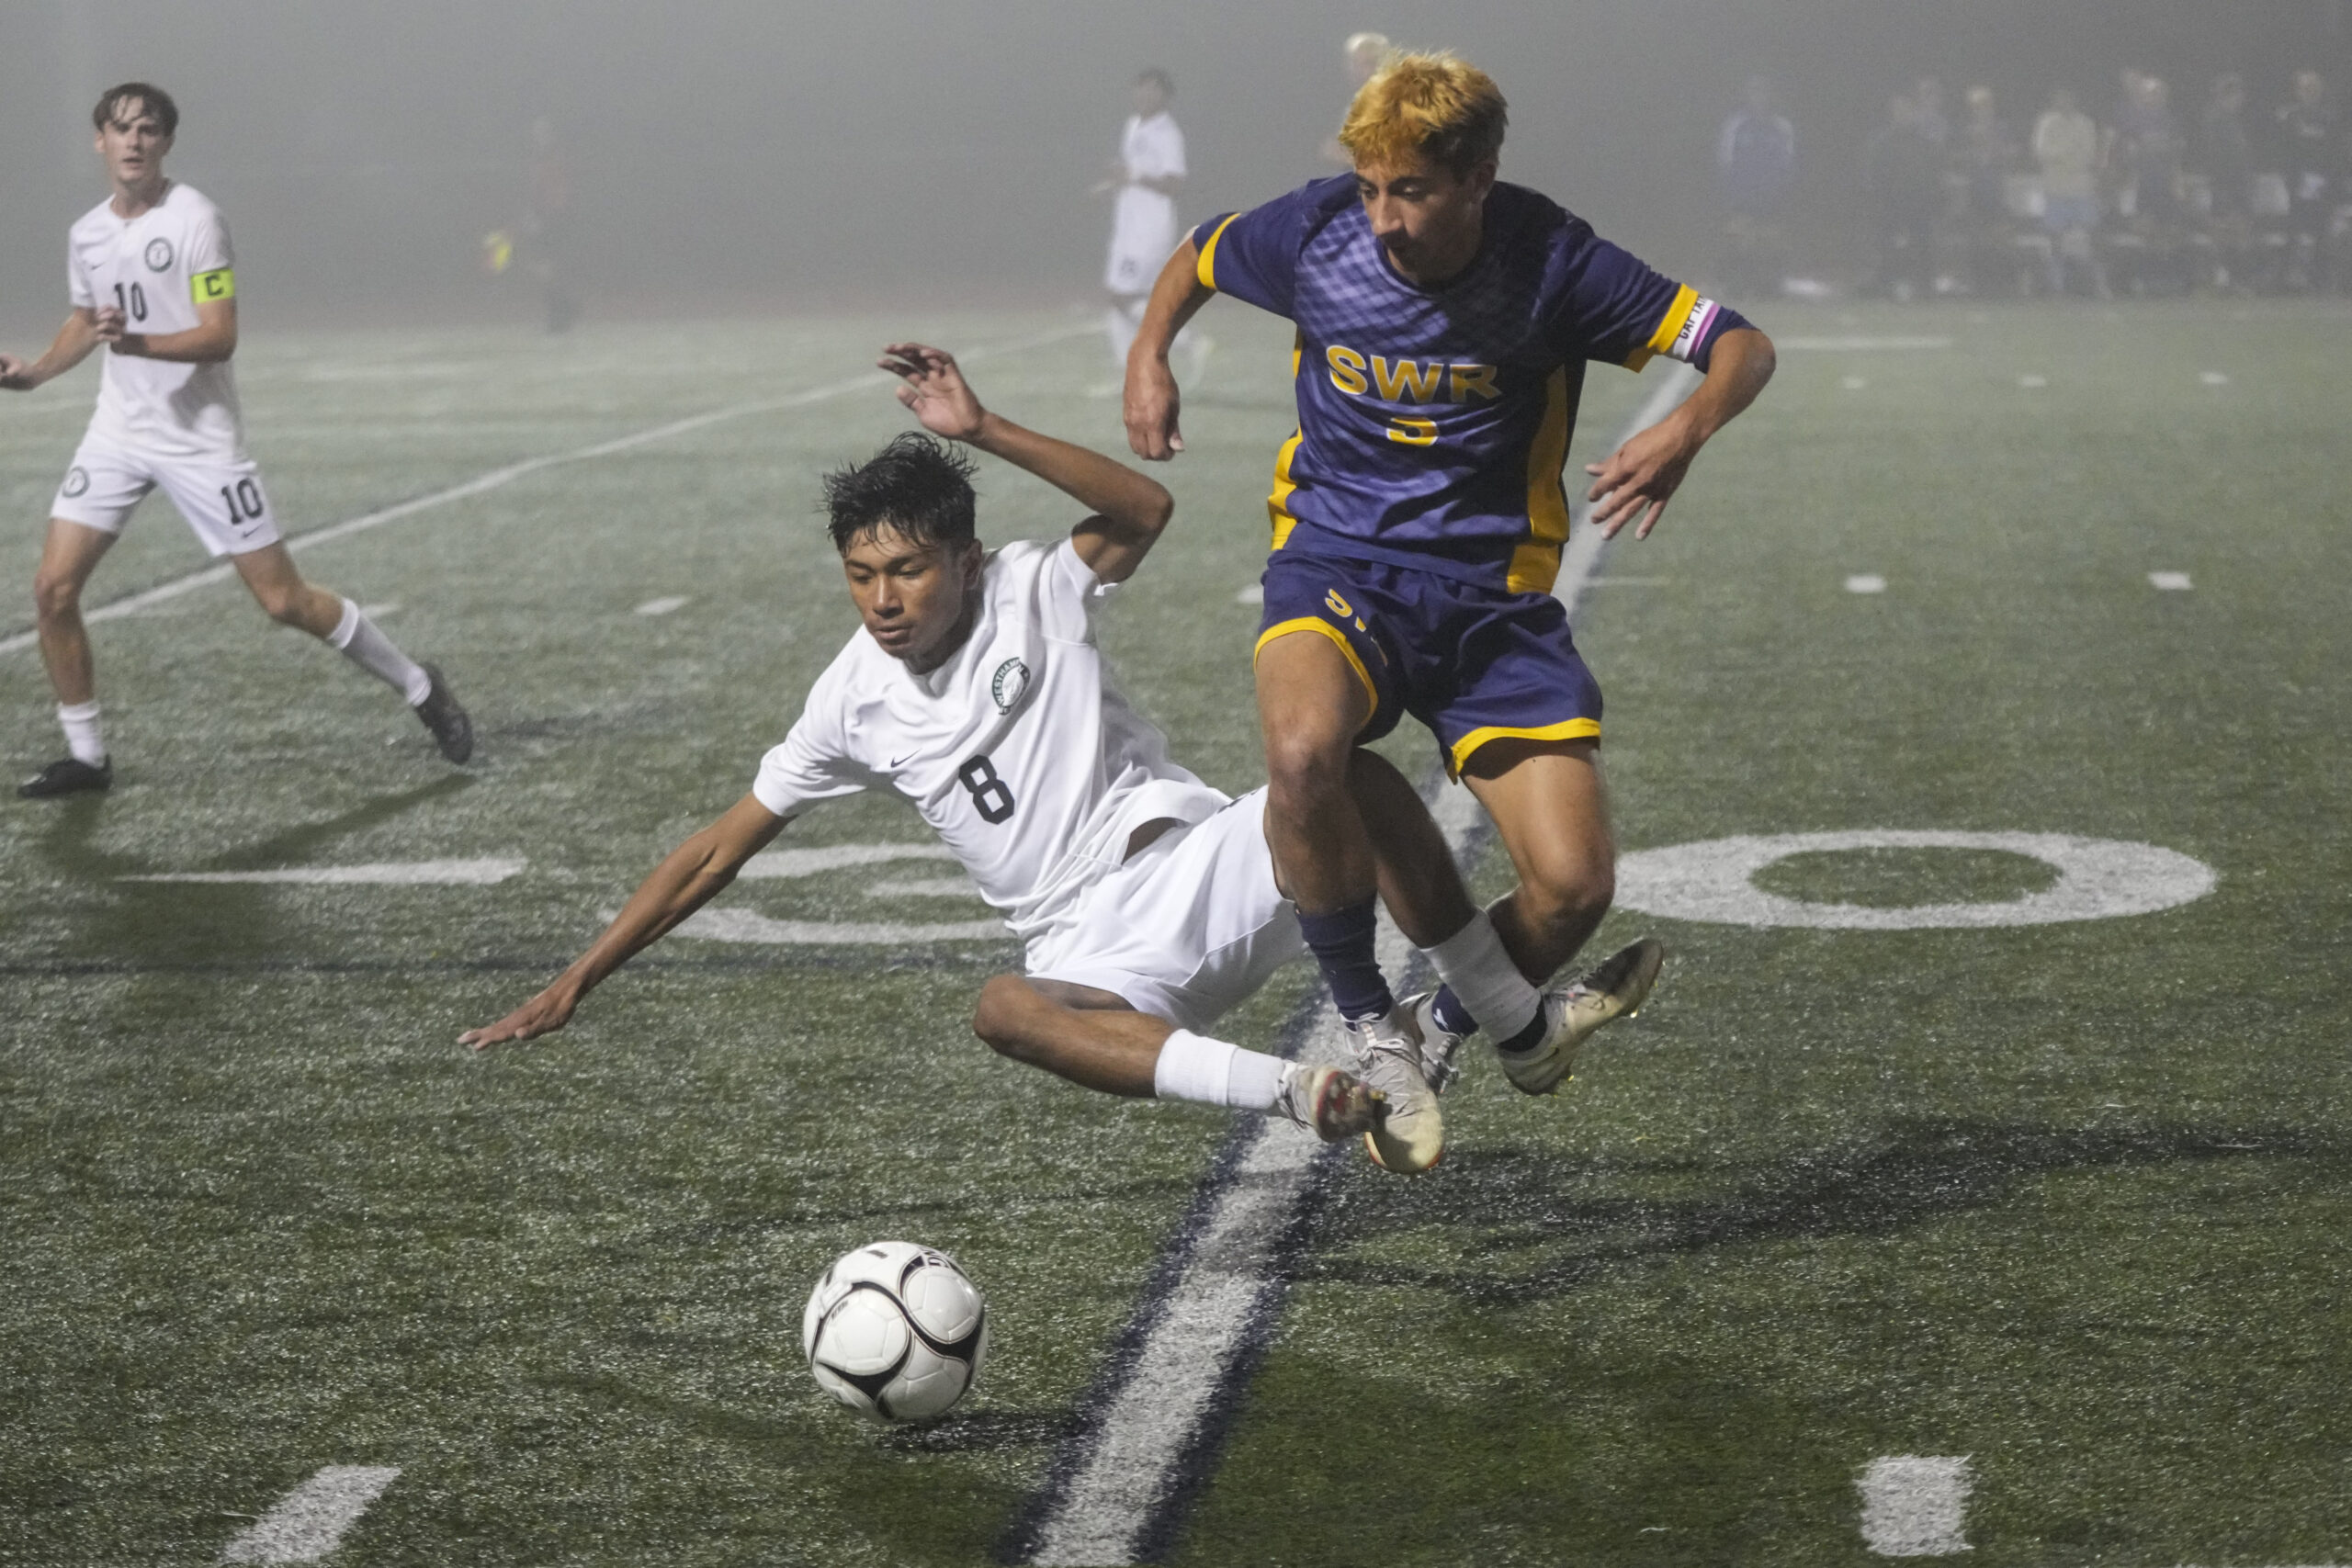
[2,0,2346,322]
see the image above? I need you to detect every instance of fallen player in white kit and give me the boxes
[463,344,1487,1166]
[0,83,470,797]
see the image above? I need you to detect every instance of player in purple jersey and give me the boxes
[1123,53,1776,1171]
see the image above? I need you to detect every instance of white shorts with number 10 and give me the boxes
[51,433,281,558]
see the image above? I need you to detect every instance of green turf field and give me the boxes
[3,299,2348,1566]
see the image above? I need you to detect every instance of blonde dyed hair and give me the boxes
[1338,51,1508,174]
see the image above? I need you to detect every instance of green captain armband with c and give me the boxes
[191,267,236,304]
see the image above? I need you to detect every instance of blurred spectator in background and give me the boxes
[2275,69,2336,288]
[2193,73,2259,289]
[1716,74,1796,298]
[1912,76,1952,151]
[1953,85,2023,294]
[486,118,577,333]
[2197,73,2257,219]
[2033,86,2109,296]
[1865,90,1942,299]
[1321,32,1392,164]
[2109,73,2189,292]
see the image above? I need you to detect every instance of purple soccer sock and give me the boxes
[1296,897,1393,1023]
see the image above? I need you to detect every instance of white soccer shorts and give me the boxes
[51,434,281,557]
[1028,787,1305,1034]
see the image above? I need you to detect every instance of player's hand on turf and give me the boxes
[459,983,580,1051]
[1584,419,1699,539]
[880,343,987,442]
[1124,355,1184,460]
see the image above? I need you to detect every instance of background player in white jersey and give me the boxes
[463,344,1487,1169]
[1096,69,1204,382]
[0,84,471,798]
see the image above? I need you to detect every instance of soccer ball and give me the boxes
[802,1241,989,1424]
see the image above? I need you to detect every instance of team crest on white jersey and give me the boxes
[991,656,1031,714]
[144,238,174,271]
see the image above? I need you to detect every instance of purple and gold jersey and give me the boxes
[1193,175,1747,595]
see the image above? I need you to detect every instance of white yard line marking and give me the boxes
[220,1465,401,1563]
[1841,375,1870,389]
[1587,575,1670,587]
[1778,335,1953,351]
[2150,571,2193,591]
[357,602,401,618]
[0,324,1092,659]
[2199,370,2231,386]
[2018,374,2048,389]
[1858,1455,1973,1556]
[1233,583,1264,606]
[634,595,691,616]
[1847,573,1888,594]
[1019,362,1705,1568]
[121,858,523,886]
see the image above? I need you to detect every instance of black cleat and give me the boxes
[413,662,474,763]
[18,756,112,799]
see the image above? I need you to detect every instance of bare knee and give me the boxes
[1263,728,1354,810]
[1516,851,1615,939]
[32,568,82,626]
[256,585,312,628]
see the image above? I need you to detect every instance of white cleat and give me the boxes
[1345,1007,1445,1174]
[1495,938,1666,1096]
[1398,989,1468,1095]
[1272,1063,1382,1142]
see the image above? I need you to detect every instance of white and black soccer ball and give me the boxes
[802,1241,989,1424]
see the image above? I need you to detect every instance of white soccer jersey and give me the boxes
[1105,110,1187,295]
[67,182,245,461]
[753,538,1229,960]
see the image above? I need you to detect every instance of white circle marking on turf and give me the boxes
[2149,571,2193,591]
[2199,370,2231,386]
[1845,573,1887,594]
[1612,829,2215,929]
[671,840,1004,944]
[2018,374,2048,388]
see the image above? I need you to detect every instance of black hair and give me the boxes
[1136,67,1174,95]
[823,432,978,553]
[94,82,178,138]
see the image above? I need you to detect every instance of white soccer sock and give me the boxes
[327,597,432,705]
[1427,908,1543,1042]
[56,701,106,766]
[1151,1028,1286,1111]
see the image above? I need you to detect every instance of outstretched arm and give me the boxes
[1584,325,1777,539]
[0,310,104,390]
[1122,237,1216,460]
[880,341,1173,584]
[460,793,788,1049]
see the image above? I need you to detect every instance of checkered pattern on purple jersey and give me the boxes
[1193,175,1747,592]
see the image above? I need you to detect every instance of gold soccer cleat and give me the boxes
[1496,938,1666,1096]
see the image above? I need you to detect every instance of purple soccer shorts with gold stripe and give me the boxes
[1254,549,1602,777]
